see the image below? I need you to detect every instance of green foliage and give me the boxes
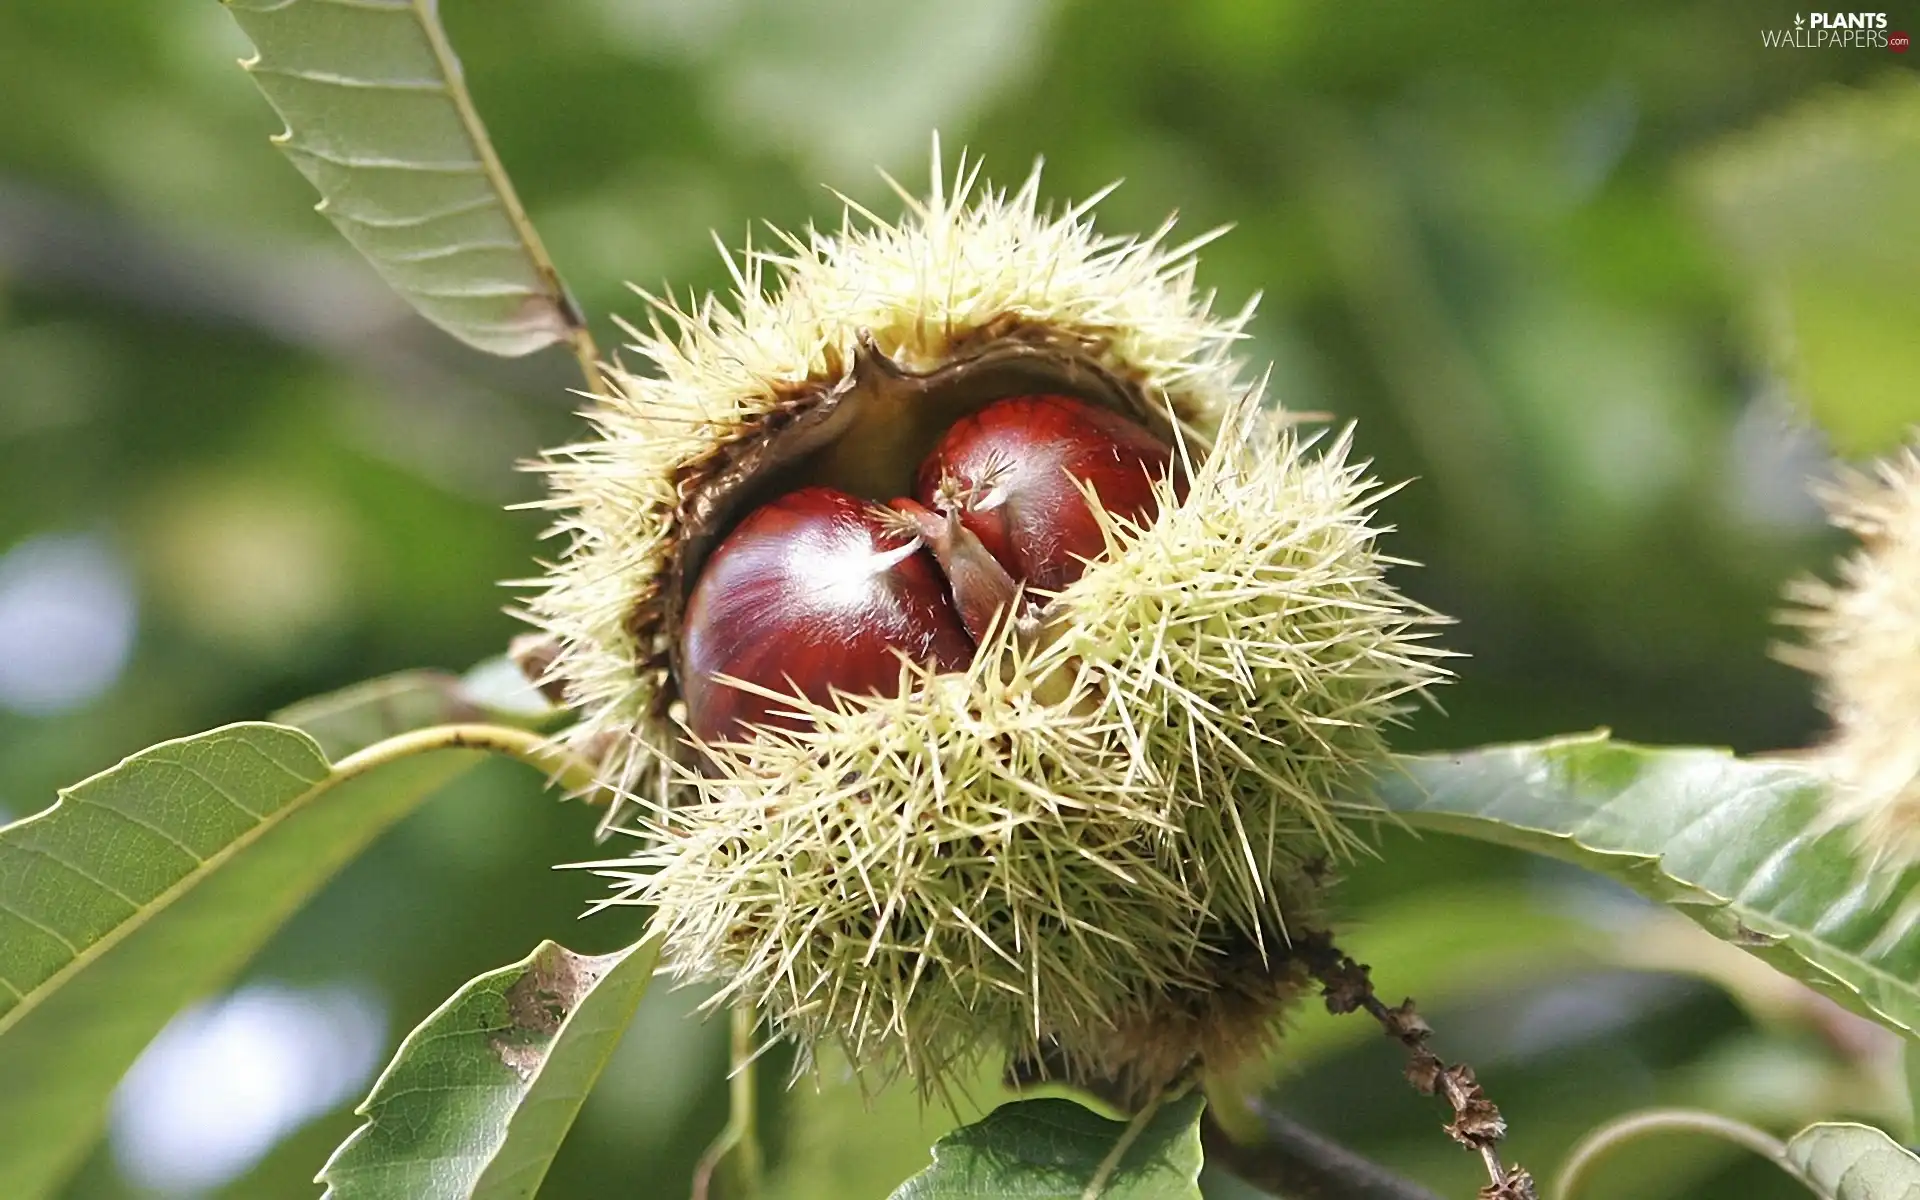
[320,937,662,1200]
[0,723,482,1198]
[1374,734,1920,1039]
[1787,1122,1920,1199]
[890,1095,1206,1200]
[5,0,1918,1196]
[220,0,580,357]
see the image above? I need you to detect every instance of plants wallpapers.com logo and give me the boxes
[1762,11,1909,47]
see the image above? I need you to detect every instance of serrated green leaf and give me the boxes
[1691,77,1920,454]
[221,0,581,357]
[319,937,661,1200]
[0,722,485,1199]
[272,658,560,762]
[1372,733,1920,1039]
[890,1095,1206,1200]
[1786,1122,1920,1199]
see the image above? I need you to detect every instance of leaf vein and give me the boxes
[382,240,528,263]
[0,896,86,955]
[3,840,144,910]
[157,760,273,822]
[403,282,544,300]
[248,66,449,93]
[323,194,497,229]
[65,796,216,861]
[281,144,485,174]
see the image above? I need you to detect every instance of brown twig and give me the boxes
[1299,932,1537,1200]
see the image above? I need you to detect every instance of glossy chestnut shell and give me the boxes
[679,486,974,743]
[679,391,1181,744]
[915,393,1184,595]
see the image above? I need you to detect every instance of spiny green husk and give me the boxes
[584,397,1447,1094]
[536,153,1450,1095]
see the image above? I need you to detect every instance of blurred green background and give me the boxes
[1,1,1914,1196]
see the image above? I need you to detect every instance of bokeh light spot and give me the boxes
[109,982,386,1196]
[0,533,137,716]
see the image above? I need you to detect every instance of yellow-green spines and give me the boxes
[582,398,1445,1092]
[533,154,1450,1096]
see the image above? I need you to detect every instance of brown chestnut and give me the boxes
[679,486,974,743]
[915,394,1183,595]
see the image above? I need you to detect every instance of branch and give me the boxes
[1299,932,1538,1200]
[1201,1102,1445,1200]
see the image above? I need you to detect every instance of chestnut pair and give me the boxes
[679,393,1183,742]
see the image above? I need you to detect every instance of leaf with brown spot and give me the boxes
[321,937,662,1200]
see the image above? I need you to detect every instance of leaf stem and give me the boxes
[728,1004,765,1197]
[1081,1083,1180,1200]
[692,1005,763,1200]
[333,723,603,801]
[1552,1109,1820,1200]
[566,326,606,398]
[409,0,602,393]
